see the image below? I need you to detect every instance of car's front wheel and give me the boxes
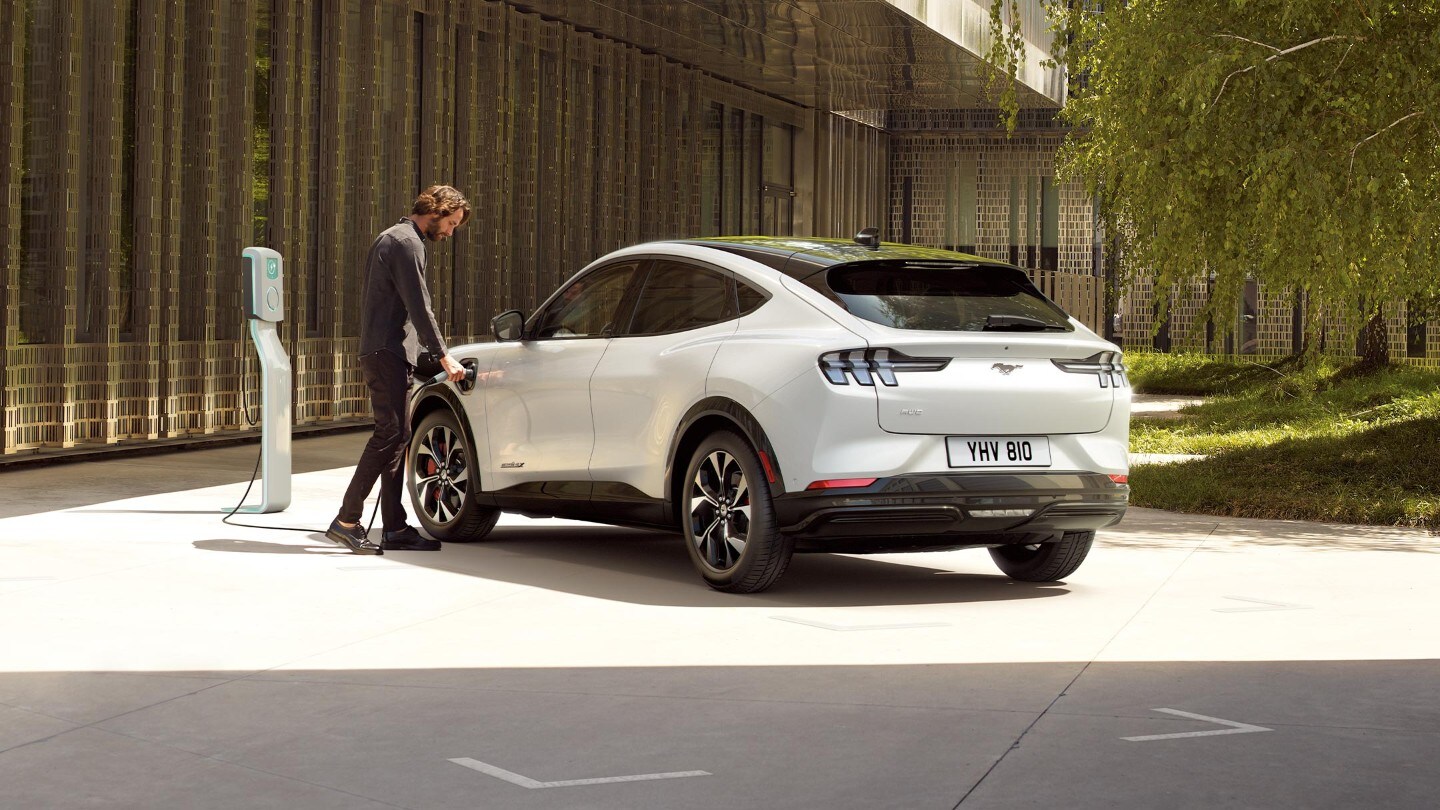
[988,530,1094,581]
[407,409,500,542]
[682,431,792,593]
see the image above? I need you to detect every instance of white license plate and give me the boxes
[946,436,1052,468]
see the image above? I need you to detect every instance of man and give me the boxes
[327,185,470,554]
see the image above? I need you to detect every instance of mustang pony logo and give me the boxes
[991,363,1022,375]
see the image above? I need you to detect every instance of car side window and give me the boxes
[530,262,639,340]
[625,260,736,336]
[736,280,768,315]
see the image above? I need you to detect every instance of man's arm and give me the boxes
[388,237,449,358]
[389,237,465,382]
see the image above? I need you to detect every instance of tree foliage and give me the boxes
[994,1,1440,352]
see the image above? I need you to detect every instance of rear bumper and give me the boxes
[774,472,1127,553]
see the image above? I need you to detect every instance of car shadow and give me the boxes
[374,524,1068,608]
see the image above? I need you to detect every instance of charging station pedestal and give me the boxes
[239,247,291,513]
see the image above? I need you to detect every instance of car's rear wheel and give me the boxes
[407,409,500,542]
[682,430,791,593]
[989,531,1093,581]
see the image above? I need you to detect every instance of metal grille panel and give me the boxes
[1,0,897,457]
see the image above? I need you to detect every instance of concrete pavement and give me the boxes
[0,432,1436,808]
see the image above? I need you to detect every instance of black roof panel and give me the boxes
[672,237,1001,279]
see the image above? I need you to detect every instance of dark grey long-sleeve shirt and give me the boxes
[358,218,448,366]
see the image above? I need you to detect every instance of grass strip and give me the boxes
[1126,352,1440,529]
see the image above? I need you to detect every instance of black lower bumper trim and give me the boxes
[775,471,1127,548]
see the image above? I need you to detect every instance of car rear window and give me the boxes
[819,261,1074,332]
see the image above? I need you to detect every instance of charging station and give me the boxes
[239,247,291,513]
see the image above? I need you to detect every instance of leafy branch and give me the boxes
[1209,34,1359,110]
[1348,110,1424,180]
[985,0,1026,133]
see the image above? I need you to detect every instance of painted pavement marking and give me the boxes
[1214,595,1311,613]
[449,758,710,789]
[1122,708,1273,742]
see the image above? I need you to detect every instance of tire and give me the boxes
[407,409,500,542]
[989,531,1094,582]
[681,430,792,593]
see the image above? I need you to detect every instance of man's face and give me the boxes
[424,210,466,241]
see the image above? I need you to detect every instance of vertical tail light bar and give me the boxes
[1052,351,1128,388]
[818,348,950,386]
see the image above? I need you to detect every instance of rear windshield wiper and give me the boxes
[983,314,1066,331]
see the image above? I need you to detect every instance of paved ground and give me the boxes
[1,432,1436,809]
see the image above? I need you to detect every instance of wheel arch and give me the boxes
[665,397,786,526]
[408,388,481,476]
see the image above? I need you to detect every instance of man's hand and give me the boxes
[440,353,466,382]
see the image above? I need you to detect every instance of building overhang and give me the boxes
[503,0,1065,114]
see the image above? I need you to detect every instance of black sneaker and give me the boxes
[326,518,383,555]
[382,525,441,551]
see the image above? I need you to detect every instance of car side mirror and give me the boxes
[492,309,525,342]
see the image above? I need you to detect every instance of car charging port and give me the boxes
[422,359,479,392]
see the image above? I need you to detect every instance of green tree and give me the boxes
[991,1,1440,365]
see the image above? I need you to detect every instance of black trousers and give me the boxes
[339,350,413,531]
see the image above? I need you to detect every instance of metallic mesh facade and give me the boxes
[886,110,1103,333]
[888,108,1440,366]
[15,2,1424,460]
[1119,277,1433,365]
[0,0,891,457]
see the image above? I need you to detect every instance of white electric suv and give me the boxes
[406,234,1130,593]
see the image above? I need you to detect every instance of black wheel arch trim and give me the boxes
[665,397,786,524]
[408,387,495,506]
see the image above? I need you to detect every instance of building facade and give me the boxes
[2,0,1103,458]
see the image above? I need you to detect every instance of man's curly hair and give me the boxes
[412,185,471,223]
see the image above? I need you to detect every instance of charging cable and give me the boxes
[219,357,473,537]
[220,345,381,537]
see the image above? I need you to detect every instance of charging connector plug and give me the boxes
[423,359,478,392]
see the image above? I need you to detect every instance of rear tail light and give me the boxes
[805,478,879,490]
[1109,474,1128,484]
[818,348,949,386]
[1053,351,1128,388]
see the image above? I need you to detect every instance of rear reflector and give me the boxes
[805,478,878,491]
[757,451,777,484]
[1109,474,1128,484]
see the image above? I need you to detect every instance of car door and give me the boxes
[483,261,641,491]
[588,258,741,499]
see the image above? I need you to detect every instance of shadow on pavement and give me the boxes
[301,524,1072,609]
[0,661,1435,810]
[0,432,368,520]
[193,538,346,555]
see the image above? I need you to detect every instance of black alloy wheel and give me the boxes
[682,430,791,593]
[407,409,500,542]
[988,530,1094,581]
